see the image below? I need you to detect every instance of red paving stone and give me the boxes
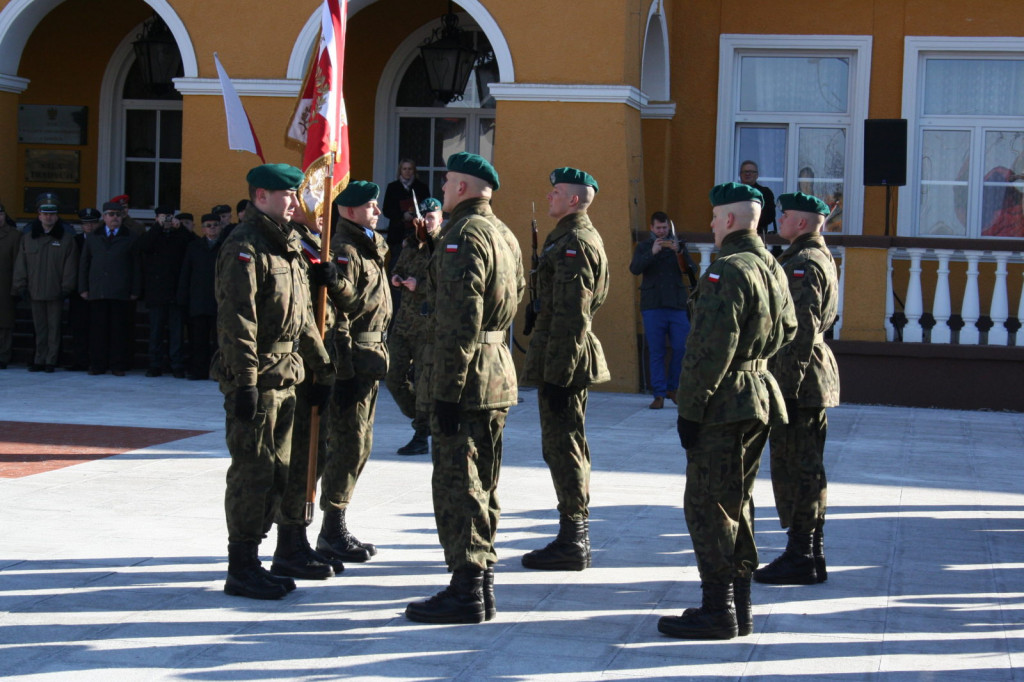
[0,421,212,479]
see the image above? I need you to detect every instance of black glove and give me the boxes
[785,398,800,420]
[434,400,460,437]
[677,416,700,450]
[234,386,259,421]
[309,261,339,289]
[542,382,573,414]
[307,382,332,412]
[332,377,359,411]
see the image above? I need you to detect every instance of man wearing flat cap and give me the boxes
[521,167,609,573]
[406,151,523,625]
[310,180,392,568]
[211,163,335,600]
[658,182,795,640]
[754,192,839,587]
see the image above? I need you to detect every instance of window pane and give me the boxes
[398,117,431,170]
[433,117,466,166]
[126,110,156,158]
[919,130,969,236]
[159,110,183,158]
[981,130,1024,236]
[737,126,785,198]
[924,59,1024,117]
[158,162,181,210]
[125,161,155,209]
[797,128,846,227]
[479,117,495,163]
[739,56,848,113]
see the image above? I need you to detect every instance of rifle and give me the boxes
[670,219,698,289]
[522,202,540,335]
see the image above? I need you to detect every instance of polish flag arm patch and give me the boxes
[565,248,578,258]
[237,252,252,263]
[445,243,459,253]
[792,269,805,279]
[707,272,720,283]
[335,255,349,265]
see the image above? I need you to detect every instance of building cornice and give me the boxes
[0,72,29,93]
[641,101,676,119]
[173,77,300,97]
[489,83,648,110]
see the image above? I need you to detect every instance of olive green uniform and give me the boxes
[320,217,392,511]
[213,206,334,544]
[429,197,524,570]
[677,229,796,584]
[768,232,840,534]
[522,211,610,521]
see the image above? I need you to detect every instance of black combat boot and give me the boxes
[271,524,334,580]
[224,541,288,600]
[813,529,827,583]
[733,576,753,636]
[658,582,738,640]
[521,516,590,571]
[483,566,496,621]
[396,425,430,455]
[316,507,376,563]
[753,530,817,585]
[405,566,486,624]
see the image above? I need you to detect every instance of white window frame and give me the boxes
[715,34,872,235]
[898,36,1024,238]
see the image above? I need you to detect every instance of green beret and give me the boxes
[245,164,304,191]
[550,167,599,193]
[419,197,442,213]
[446,152,500,190]
[778,191,830,216]
[709,182,764,207]
[333,180,380,207]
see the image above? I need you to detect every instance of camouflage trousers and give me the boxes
[384,331,428,431]
[276,379,329,526]
[768,407,828,534]
[430,407,508,571]
[223,385,297,543]
[320,377,378,511]
[683,418,767,584]
[538,387,591,520]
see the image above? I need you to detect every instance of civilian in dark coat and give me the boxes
[178,214,220,379]
[381,159,429,270]
[67,208,102,370]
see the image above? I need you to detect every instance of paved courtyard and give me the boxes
[1,368,1022,681]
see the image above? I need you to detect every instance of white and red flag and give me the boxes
[286,0,350,222]
[213,52,265,162]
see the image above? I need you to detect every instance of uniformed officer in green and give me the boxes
[213,163,335,600]
[385,196,444,455]
[754,191,840,586]
[406,152,524,624]
[658,182,796,639]
[315,181,393,565]
[521,167,609,572]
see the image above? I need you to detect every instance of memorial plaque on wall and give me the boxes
[23,187,80,214]
[18,105,88,145]
[25,149,80,183]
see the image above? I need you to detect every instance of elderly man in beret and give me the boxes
[658,182,796,640]
[211,163,335,600]
[405,152,523,624]
[312,180,393,568]
[521,167,609,572]
[386,196,444,456]
[754,192,840,587]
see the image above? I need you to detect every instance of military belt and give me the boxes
[476,330,506,344]
[731,359,767,372]
[262,340,298,354]
[355,331,385,343]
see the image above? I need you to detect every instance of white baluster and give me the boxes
[960,250,982,345]
[988,251,1010,346]
[695,243,714,276]
[885,249,895,341]
[903,248,925,342]
[931,249,953,344]
[833,246,844,339]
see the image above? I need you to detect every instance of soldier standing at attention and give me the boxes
[658,182,795,640]
[406,152,523,624]
[521,167,609,572]
[315,181,392,566]
[212,163,334,600]
[753,192,839,586]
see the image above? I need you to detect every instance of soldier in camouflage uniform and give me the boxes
[212,164,335,600]
[385,196,443,455]
[315,181,393,565]
[754,192,840,586]
[521,167,609,572]
[406,152,524,625]
[658,182,796,639]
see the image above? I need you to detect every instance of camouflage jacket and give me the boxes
[293,221,336,347]
[212,206,333,391]
[522,211,610,388]
[770,232,840,407]
[327,217,392,381]
[677,229,797,425]
[390,233,437,338]
[430,197,524,409]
